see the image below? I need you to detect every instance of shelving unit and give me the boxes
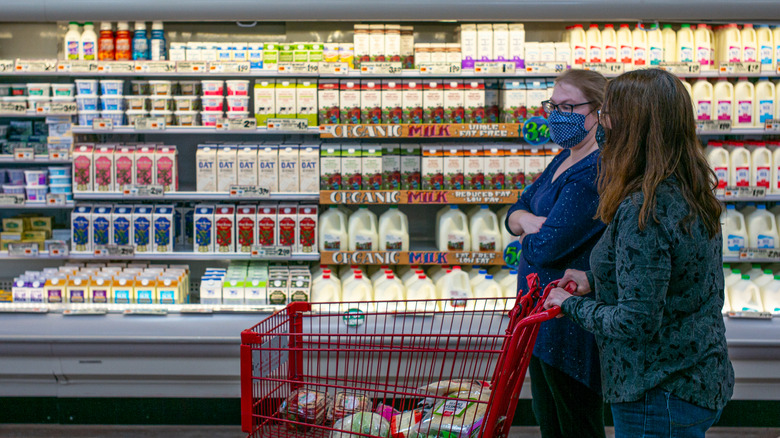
[71,126,322,135]
[73,191,318,201]
[0,251,320,261]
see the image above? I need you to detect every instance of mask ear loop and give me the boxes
[585,106,601,133]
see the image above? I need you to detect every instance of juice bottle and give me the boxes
[115,21,132,60]
[132,21,149,61]
[98,22,115,61]
[150,21,166,61]
[80,22,97,61]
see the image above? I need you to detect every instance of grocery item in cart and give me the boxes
[279,389,328,431]
[333,391,373,421]
[331,412,390,438]
[412,388,491,437]
[390,409,423,438]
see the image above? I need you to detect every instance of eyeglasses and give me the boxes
[542,100,595,114]
[598,109,609,125]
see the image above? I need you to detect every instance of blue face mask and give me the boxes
[547,110,596,149]
[595,124,606,148]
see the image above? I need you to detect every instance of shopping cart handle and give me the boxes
[516,306,561,328]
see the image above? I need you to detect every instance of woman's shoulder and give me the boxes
[616,180,685,224]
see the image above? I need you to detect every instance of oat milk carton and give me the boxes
[155,145,178,192]
[298,205,318,254]
[382,80,403,124]
[237,144,258,187]
[401,144,421,190]
[256,204,277,248]
[320,144,341,190]
[443,144,465,190]
[464,145,485,189]
[217,144,238,192]
[153,205,175,253]
[423,80,444,124]
[254,80,276,126]
[257,144,279,192]
[361,80,382,124]
[237,205,257,253]
[298,144,319,193]
[444,80,465,123]
[340,80,361,124]
[381,143,401,190]
[422,145,444,190]
[93,145,115,192]
[278,145,300,193]
[196,144,218,192]
[403,80,424,124]
[114,145,135,190]
[215,205,236,253]
[318,79,340,125]
[362,144,383,190]
[73,144,94,192]
[194,204,215,253]
[341,145,363,190]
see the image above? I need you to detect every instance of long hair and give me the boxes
[597,68,722,238]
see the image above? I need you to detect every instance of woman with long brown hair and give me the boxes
[544,68,734,437]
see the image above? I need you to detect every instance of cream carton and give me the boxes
[484,145,506,189]
[354,24,370,68]
[422,145,444,190]
[505,144,525,189]
[114,145,135,189]
[256,205,277,247]
[502,80,527,123]
[217,144,238,192]
[134,145,156,187]
[275,79,297,119]
[381,143,401,190]
[237,205,257,253]
[341,145,363,190]
[318,79,340,125]
[277,203,298,249]
[381,80,403,124]
[524,146,546,185]
[526,79,548,119]
[361,80,382,124]
[153,205,175,253]
[443,145,465,190]
[443,80,465,123]
[402,80,424,124]
[296,80,318,126]
[257,144,279,192]
[362,144,383,190]
[340,80,361,124]
[297,204,318,254]
[278,145,300,193]
[477,24,493,62]
[423,80,444,124]
[73,144,94,192]
[299,144,319,193]
[464,145,485,189]
[385,24,402,63]
[196,144,218,192]
[93,145,115,192]
[133,205,153,253]
[92,205,112,248]
[194,204,215,253]
[369,24,386,62]
[237,144,258,187]
[254,80,276,126]
[401,144,421,190]
[485,80,500,123]
[320,144,341,190]
[71,205,92,253]
[459,24,478,69]
[262,43,279,70]
[155,145,178,192]
[493,24,509,61]
[112,206,133,247]
[215,205,235,253]
[509,24,526,67]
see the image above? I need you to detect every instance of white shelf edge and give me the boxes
[718,195,780,202]
[0,156,72,164]
[72,126,321,135]
[723,257,779,264]
[0,251,320,261]
[72,191,318,201]
[0,202,75,209]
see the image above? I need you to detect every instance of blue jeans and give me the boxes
[611,387,722,438]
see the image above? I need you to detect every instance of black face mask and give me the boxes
[595,124,606,148]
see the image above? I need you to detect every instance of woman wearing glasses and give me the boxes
[544,69,734,437]
[505,69,608,438]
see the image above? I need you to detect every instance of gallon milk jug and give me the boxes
[428,265,448,283]
[319,206,349,252]
[725,268,743,288]
[729,274,764,312]
[646,24,663,66]
[676,23,695,63]
[438,267,474,311]
[339,264,359,278]
[499,269,518,298]
[404,269,427,287]
[470,269,488,288]
[438,206,471,251]
[741,202,757,218]
[341,272,374,313]
[755,78,775,125]
[497,205,514,251]
[586,24,602,62]
[692,78,714,121]
[705,142,729,189]
[602,24,618,63]
[747,204,778,249]
[742,23,758,63]
[371,266,392,284]
[722,204,747,255]
[632,24,648,69]
[378,206,409,251]
[760,274,780,313]
[435,268,454,293]
[661,24,676,63]
[723,285,732,313]
[374,273,406,313]
[745,263,765,280]
[757,25,775,72]
[772,148,780,194]
[680,80,692,101]
[570,24,587,66]
[754,269,775,289]
[729,144,750,186]
[774,26,780,72]
[694,23,712,69]
[751,145,772,189]
[340,268,363,290]
[470,205,502,252]
[348,206,379,251]
[734,78,756,127]
[721,23,742,63]
[472,274,505,310]
[310,273,341,311]
[714,78,734,123]
[617,23,633,66]
[406,274,437,312]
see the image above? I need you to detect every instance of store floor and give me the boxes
[1,425,780,437]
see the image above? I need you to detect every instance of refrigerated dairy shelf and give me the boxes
[71,126,322,135]
[0,251,320,261]
[72,191,318,202]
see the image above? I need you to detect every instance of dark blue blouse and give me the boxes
[506,148,605,393]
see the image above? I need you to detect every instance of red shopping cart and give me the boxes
[240,273,566,438]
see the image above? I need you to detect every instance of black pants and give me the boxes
[530,356,606,438]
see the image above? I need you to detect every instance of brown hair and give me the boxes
[555,69,607,113]
[596,68,721,238]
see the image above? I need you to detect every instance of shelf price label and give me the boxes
[94,244,135,257]
[524,61,567,74]
[92,118,113,131]
[46,193,69,206]
[719,62,761,75]
[229,185,271,198]
[0,194,24,205]
[176,61,208,73]
[0,101,28,114]
[8,242,40,257]
[418,62,463,75]
[318,62,349,75]
[216,117,257,131]
[59,61,98,73]
[135,61,176,73]
[727,311,773,320]
[63,308,108,316]
[765,118,780,132]
[134,116,166,131]
[739,247,780,261]
[658,62,701,75]
[0,59,14,72]
[48,150,69,161]
[722,186,766,198]
[47,240,69,257]
[15,59,58,72]
[122,184,165,197]
[209,61,250,74]
[14,147,35,161]
[123,308,167,316]
[360,62,403,75]
[278,62,319,74]
[250,245,267,257]
[697,119,731,132]
[266,118,309,132]
[474,62,517,74]
[268,246,293,258]
[582,62,625,75]
[97,62,134,73]
[48,102,78,114]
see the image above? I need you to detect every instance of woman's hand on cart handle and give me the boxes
[560,269,591,296]
[543,287,574,317]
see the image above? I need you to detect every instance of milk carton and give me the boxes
[477,24,493,62]
[217,144,238,192]
[153,205,175,253]
[299,144,319,193]
[382,80,403,124]
[254,80,276,126]
[248,42,264,70]
[361,80,382,124]
[402,80,424,124]
[342,145,363,190]
[93,145,115,192]
[257,144,279,192]
[177,206,194,247]
[443,145,465,190]
[155,145,178,192]
[257,205,277,247]
[215,205,235,253]
[422,145,444,190]
[92,205,112,248]
[133,205,153,253]
[443,80,465,123]
[196,144,218,192]
[354,24,370,68]
[340,80,361,124]
[296,80,318,126]
[237,205,257,253]
[401,144,421,190]
[423,80,445,124]
[71,205,92,253]
[114,145,135,189]
[320,144,342,190]
[73,144,94,192]
[505,144,525,189]
[292,43,308,63]
[381,144,401,190]
[194,204,215,253]
[484,145,505,189]
[275,80,297,119]
[318,79,340,125]
[298,205,318,254]
[236,144,258,187]
[385,24,402,63]
[267,275,288,305]
[502,80,527,123]
[261,43,278,70]
[485,80,500,123]
[493,24,509,62]
[112,206,133,246]
[277,203,298,249]
[526,80,547,118]
[278,44,294,63]
[524,146,546,184]
[278,145,300,192]
[134,145,156,187]
[464,80,486,123]
[509,24,526,67]
[464,145,485,190]
[369,24,386,62]
[361,144,383,190]
[459,24,478,69]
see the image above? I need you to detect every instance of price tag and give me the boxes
[360,62,403,75]
[722,186,766,198]
[209,61,250,74]
[0,194,24,205]
[522,116,551,146]
[97,62,134,73]
[418,62,463,75]
[176,61,208,73]
[48,150,69,161]
[63,308,108,316]
[92,118,114,131]
[135,61,176,73]
[229,185,271,198]
[179,305,214,314]
[474,62,517,74]
[658,62,701,75]
[68,61,99,73]
[719,62,761,75]
[266,118,309,132]
[216,118,257,131]
[582,62,625,75]
[278,62,319,74]
[14,147,35,161]
[0,101,28,114]
[250,245,267,257]
[134,116,166,131]
[765,118,780,131]
[8,242,39,257]
[49,102,78,114]
[0,59,15,72]
[123,308,167,316]
[94,244,135,257]
[697,119,732,132]
[46,193,69,205]
[122,184,165,197]
[15,59,58,72]
[739,247,780,260]
[47,241,69,257]
[503,241,522,269]
[269,246,293,258]
[318,62,349,75]
[727,311,773,320]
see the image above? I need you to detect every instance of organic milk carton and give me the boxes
[155,145,178,192]
[382,80,404,124]
[401,26,415,68]
[73,144,94,192]
[298,205,318,254]
[340,80,361,124]
[342,145,363,190]
[262,43,278,70]
[443,145,465,190]
[297,80,318,126]
[153,205,175,253]
[464,145,485,189]
[92,205,112,248]
[268,274,288,305]
[320,144,342,190]
[526,80,547,118]
[524,146,547,184]
[93,145,115,192]
[254,80,276,126]
[361,80,382,124]
[477,24,494,62]
[505,144,525,189]
[257,204,277,248]
[277,203,298,249]
[354,24,370,68]
[422,145,444,190]
[318,79,340,125]
[289,272,312,303]
[135,145,156,186]
[114,145,135,189]
[443,80,465,123]
[257,144,279,192]
[464,80,486,123]
[362,144,383,190]
[196,144,218,192]
[369,24,386,62]
[215,205,235,253]
[381,144,401,190]
[71,205,93,253]
[502,80,527,123]
[485,80,500,123]
[401,144,422,190]
[194,204,215,253]
[278,43,294,63]
[484,145,506,189]
[278,145,300,192]
[217,144,238,192]
[275,79,297,119]
[133,205,153,253]
[236,144,259,187]
[299,144,319,193]
[237,205,257,252]
[423,80,444,124]
[112,206,133,246]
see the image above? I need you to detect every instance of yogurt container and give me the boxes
[78,110,101,126]
[7,169,25,185]
[100,80,124,95]
[100,95,125,111]
[76,95,99,111]
[149,110,174,125]
[25,185,48,202]
[149,96,174,111]
[226,111,250,119]
[11,84,28,96]
[174,111,199,126]
[226,80,250,96]
[200,111,223,127]
[26,83,51,97]
[173,96,200,111]
[148,80,173,96]
[125,95,148,111]
[49,183,72,194]
[130,80,150,95]
[201,80,224,96]
[126,110,149,125]
[201,96,224,111]
[49,176,71,185]
[226,96,250,112]
[24,170,48,186]
[48,166,71,177]
[177,81,201,96]
[3,184,25,195]
[101,110,126,126]
[51,84,75,97]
